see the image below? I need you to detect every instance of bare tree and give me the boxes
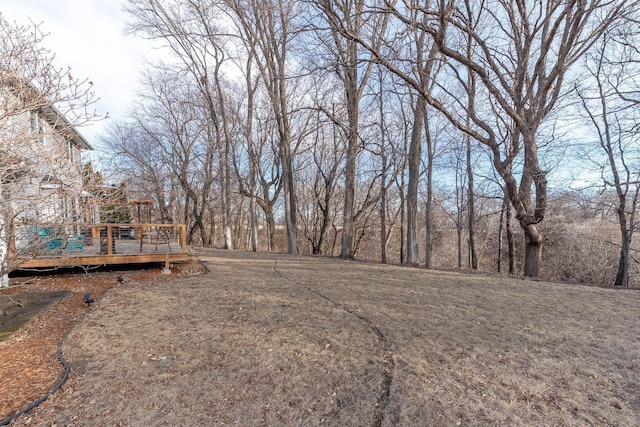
[296,102,344,255]
[105,67,222,246]
[430,0,633,277]
[241,53,260,253]
[253,114,284,252]
[226,0,303,254]
[100,120,176,225]
[311,0,390,259]
[497,190,516,274]
[329,1,445,265]
[348,0,631,276]
[126,0,236,249]
[576,28,640,286]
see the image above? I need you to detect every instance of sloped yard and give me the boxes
[8,249,640,426]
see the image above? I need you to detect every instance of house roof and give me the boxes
[2,74,93,150]
[41,103,93,150]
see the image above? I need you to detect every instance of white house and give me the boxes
[0,76,92,285]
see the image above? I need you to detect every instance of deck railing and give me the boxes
[12,222,187,257]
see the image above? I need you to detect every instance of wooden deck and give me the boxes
[13,223,191,271]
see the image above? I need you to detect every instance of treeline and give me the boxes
[101,0,640,286]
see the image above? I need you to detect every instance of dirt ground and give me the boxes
[0,267,189,425]
[3,249,640,426]
[1,290,69,343]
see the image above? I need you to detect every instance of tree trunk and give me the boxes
[501,128,546,278]
[406,96,425,264]
[456,220,463,269]
[249,156,258,253]
[424,114,434,269]
[234,197,245,248]
[265,205,275,253]
[380,185,387,264]
[245,53,259,253]
[249,199,257,252]
[0,205,10,287]
[497,198,504,273]
[615,233,630,287]
[281,138,298,255]
[506,198,515,274]
[379,71,388,264]
[221,154,233,250]
[466,133,477,269]
[340,133,356,259]
[340,40,359,260]
[425,202,432,268]
[522,223,542,277]
[399,172,406,264]
[209,206,216,247]
[614,212,630,287]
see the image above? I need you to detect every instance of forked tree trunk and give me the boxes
[465,33,477,270]
[245,54,259,253]
[502,129,546,278]
[522,223,543,278]
[265,210,275,253]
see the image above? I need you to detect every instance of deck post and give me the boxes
[107,225,113,255]
[179,225,187,251]
[162,253,171,274]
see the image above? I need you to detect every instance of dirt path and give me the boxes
[273,259,395,426]
[11,249,640,426]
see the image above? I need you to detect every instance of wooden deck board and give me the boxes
[15,238,190,270]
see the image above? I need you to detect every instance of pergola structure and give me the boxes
[129,199,153,224]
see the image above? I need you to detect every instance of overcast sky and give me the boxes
[1,0,161,147]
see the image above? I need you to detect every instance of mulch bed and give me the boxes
[0,269,162,423]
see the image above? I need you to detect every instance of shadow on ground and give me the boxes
[0,291,69,342]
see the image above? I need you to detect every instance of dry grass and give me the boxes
[0,270,174,423]
[14,249,640,426]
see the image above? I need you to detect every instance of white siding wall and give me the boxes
[1,88,87,227]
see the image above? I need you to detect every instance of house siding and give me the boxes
[1,86,90,246]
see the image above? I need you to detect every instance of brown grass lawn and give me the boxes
[13,249,640,426]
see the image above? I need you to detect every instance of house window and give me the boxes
[30,111,37,134]
[30,111,45,143]
[38,116,44,143]
[66,140,75,163]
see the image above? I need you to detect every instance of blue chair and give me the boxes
[65,235,84,253]
[36,226,64,254]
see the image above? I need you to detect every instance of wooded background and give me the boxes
[91,0,640,286]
